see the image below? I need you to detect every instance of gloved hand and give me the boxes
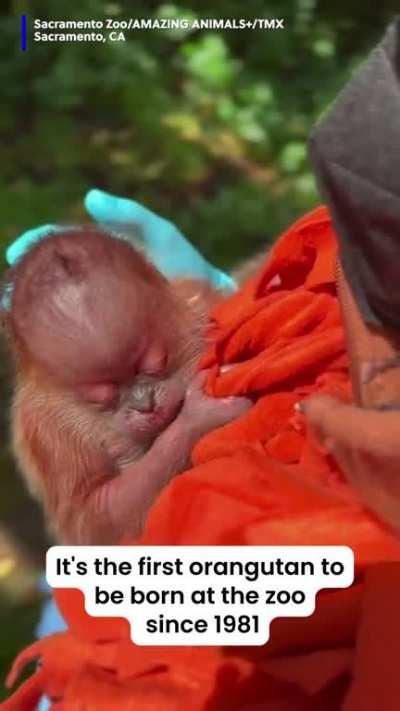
[6,189,237,292]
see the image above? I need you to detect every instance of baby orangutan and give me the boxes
[1,228,250,544]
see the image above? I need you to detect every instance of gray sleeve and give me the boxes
[309,19,400,330]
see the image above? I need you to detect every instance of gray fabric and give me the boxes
[309,19,400,329]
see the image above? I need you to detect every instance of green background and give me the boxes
[0,0,398,698]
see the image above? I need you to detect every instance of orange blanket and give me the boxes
[4,206,400,710]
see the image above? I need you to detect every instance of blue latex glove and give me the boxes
[6,224,63,267]
[6,189,237,292]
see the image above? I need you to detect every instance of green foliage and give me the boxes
[0,0,398,268]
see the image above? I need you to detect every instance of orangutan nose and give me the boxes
[130,381,156,413]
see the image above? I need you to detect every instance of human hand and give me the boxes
[6,189,237,292]
[301,395,400,533]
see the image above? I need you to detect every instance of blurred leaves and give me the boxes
[0,0,398,269]
[181,34,240,89]
[280,142,307,173]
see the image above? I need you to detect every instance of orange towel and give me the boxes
[4,206,400,710]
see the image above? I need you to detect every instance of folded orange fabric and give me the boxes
[4,206,400,710]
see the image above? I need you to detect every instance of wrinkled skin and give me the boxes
[303,263,400,534]
[302,396,400,533]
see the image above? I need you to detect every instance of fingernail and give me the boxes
[220,364,235,373]
[294,401,305,413]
